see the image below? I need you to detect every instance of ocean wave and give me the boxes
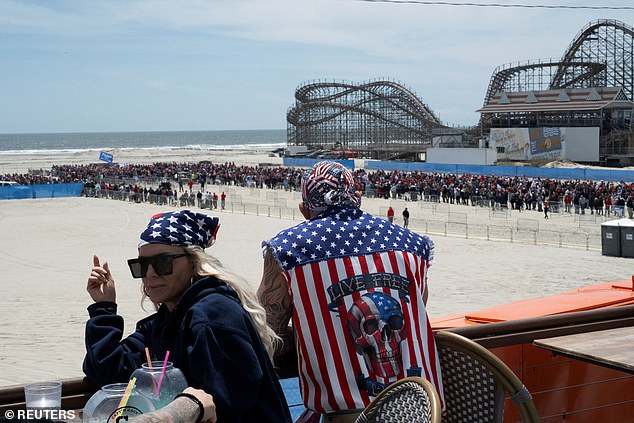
[0,129,288,153]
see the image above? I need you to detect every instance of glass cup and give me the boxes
[24,381,62,411]
[82,382,154,423]
[131,361,188,410]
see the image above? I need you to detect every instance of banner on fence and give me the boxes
[0,183,84,200]
[364,161,634,183]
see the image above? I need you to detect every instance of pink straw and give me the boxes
[156,351,170,396]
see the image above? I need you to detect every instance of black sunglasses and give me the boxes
[127,253,189,278]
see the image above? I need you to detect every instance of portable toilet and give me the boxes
[601,219,622,257]
[620,219,634,258]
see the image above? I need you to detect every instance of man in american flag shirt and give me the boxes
[258,161,444,423]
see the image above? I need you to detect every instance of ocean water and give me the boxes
[0,129,287,153]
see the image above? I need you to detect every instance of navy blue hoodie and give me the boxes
[83,276,291,422]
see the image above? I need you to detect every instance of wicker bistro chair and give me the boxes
[355,376,441,423]
[434,331,540,423]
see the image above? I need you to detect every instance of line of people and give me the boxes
[4,161,634,218]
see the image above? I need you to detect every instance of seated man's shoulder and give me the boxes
[266,220,309,243]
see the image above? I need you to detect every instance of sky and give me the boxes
[1,0,633,134]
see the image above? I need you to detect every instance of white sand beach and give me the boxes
[0,150,631,387]
[0,147,283,175]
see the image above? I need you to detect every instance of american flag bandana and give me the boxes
[301,161,360,212]
[138,210,220,250]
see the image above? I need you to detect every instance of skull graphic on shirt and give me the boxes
[346,292,408,379]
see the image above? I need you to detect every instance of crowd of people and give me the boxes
[357,168,634,217]
[2,161,634,218]
[11,162,306,190]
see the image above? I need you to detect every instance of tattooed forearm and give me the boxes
[260,283,293,333]
[131,397,199,423]
[259,249,294,354]
[275,323,295,356]
[259,249,293,331]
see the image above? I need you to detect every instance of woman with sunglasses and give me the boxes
[83,210,291,423]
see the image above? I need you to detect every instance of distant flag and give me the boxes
[99,151,114,164]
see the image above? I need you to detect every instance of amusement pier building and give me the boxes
[287,19,634,166]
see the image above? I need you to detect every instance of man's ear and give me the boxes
[298,202,312,220]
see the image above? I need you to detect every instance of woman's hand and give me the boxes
[182,387,217,423]
[87,255,116,303]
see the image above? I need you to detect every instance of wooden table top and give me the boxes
[533,325,634,374]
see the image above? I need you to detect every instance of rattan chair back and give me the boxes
[355,376,441,423]
[434,331,540,423]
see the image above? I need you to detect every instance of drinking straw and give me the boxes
[145,347,159,395]
[145,347,153,368]
[116,377,137,418]
[156,351,170,396]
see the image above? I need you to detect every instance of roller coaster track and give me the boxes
[288,100,431,135]
[483,19,634,104]
[287,79,445,134]
[552,19,634,96]
[484,60,606,105]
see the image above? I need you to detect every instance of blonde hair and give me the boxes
[141,246,280,359]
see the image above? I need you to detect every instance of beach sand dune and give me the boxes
[0,195,628,386]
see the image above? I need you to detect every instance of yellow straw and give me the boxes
[116,377,137,417]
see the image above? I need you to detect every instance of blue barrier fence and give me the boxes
[281,158,634,181]
[283,158,355,169]
[364,161,634,182]
[0,183,84,200]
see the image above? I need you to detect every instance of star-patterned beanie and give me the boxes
[138,210,220,250]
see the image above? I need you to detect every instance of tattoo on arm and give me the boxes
[259,249,294,354]
[131,397,198,423]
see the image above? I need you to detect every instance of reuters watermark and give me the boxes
[4,408,77,421]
